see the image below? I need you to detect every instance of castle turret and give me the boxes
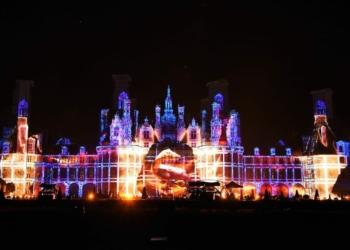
[210,102,222,146]
[112,74,132,112]
[17,100,29,154]
[109,92,133,146]
[134,110,139,141]
[206,79,230,117]
[177,105,186,141]
[154,105,162,141]
[201,110,207,145]
[304,100,337,155]
[122,98,132,144]
[100,109,109,145]
[226,109,241,147]
[311,88,333,124]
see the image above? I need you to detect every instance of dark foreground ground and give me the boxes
[1,198,350,249]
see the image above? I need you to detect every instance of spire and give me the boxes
[165,85,172,109]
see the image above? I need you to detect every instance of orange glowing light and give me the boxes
[125,194,133,199]
[89,194,94,199]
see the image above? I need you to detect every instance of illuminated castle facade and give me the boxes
[0,78,348,199]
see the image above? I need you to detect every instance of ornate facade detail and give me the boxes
[100,109,109,145]
[109,93,133,146]
[0,85,347,200]
[186,118,201,148]
[133,110,139,142]
[226,109,241,147]
[110,113,122,146]
[139,117,154,148]
[201,110,207,145]
[177,105,186,141]
[154,105,162,141]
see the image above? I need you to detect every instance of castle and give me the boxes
[0,76,348,199]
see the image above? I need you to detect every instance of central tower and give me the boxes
[161,86,177,141]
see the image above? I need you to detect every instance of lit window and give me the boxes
[190,130,196,140]
[79,168,85,179]
[70,169,76,179]
[88,168,94,178]
[144,131,149,140]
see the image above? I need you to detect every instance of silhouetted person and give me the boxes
[314,189,319,200]
[295,190,300,199]
[264,189,269,200]
[141,187,148,199]
[56,187,62,200]
[279,191,284,199]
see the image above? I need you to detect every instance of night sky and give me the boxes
[1,1,350,153]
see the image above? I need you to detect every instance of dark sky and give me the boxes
[1,1,350,153]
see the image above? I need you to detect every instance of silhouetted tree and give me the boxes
[141,187,148,199]
[56,187,62,200]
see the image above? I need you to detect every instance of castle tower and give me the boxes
[133,110,139,141]
[161,86,177,141]
[305,100,335,154]
[210,102,222,146]
[17,100,29,154]
[226,109,241,147]
[201,110,207,145]
[313,100,337,155]
[12,80,34,123]
[177,105,186,141]
[100,109,109,145]
[154,105,162,141]
[122,98,132,144]
[311,88,333,124]
[206,79,230,117]
[112,74,137,114]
